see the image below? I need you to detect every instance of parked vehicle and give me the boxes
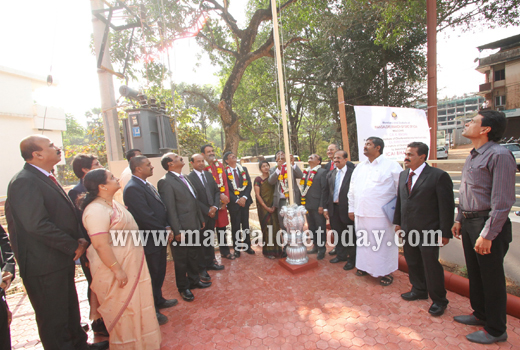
[436,146,448,160]
[500,143,520,170]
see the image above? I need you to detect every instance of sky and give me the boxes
[1,1,519,126]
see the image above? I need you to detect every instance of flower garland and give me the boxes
[278,164,289,198]
[299,165,321,205]
[206,161,226,193]
[226,164,248,195]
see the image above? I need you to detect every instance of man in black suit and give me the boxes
[223,151,254,256]
[303,154,328,260]
[323,150,356,270]
[158,153,211,302]
[5,135,108,350]
[67,154,107,335]
[394,142,455,317]
[123,155,178,324]
[188,154,225,279]
[0,224,15,350]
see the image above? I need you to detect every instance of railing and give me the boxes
[479,82,491,92]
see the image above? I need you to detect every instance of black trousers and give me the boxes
[23,266,88,350]
[199,218,216,271]
[145,247,167,308]
[461,216,511,337]
[0,290,10,350]
[403,233,448,306]
[229,205,252,251]
[217,226,232,257]
[306,209,327,252]
[330,204,356,262]
[171,242,200,291]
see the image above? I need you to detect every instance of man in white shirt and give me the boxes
[348,137,402,286]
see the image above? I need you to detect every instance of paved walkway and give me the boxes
[8,246,520,349]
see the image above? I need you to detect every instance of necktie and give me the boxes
[48,174,63,189]
[330,162,334,171]
[407,171,415,193]
[179,174,195,197]
[333,169,341,203]
[146,182,162,202]
[234,169,240,188]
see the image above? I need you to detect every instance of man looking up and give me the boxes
[452,110,516,344]
[158,153,210,302]
[188,154,225,277]
[6,135,108,349]
[223,151,254,256]
[348,137,402,286]
[68,154,106,335]
[124,155,178,325]
[323,151,356,269]
[201,145,234,260]
[394,142,454,317]
[303,154,328,260]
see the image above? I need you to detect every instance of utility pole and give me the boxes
[90,0,123,162]
[427,0,438,160]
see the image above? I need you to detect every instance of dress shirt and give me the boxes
[334,166,346,203]
[228,166,247,201]
[456,141,516,240]
[194,169,218,209]
[120,166,132,189]
[170,171,196,197]
[132,175,147,185]
[408,162,426,190]
[29,163,52,177]
[347,155,402,218]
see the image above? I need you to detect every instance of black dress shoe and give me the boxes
[466,330,507,344]
[234,251,241,258]
[207,263,225,271]
[453,314,486,326]
[317,251,325,260]
[401,291,428,301]
[91,318,109,336]
[156,312,169,325]
[343,261,355,270]
[246,248,255,255]
[329,248,337,256]
[180,289,195,302]
[87,341,109,350]
[157,299,178,309]
[190,281,212,289]
[307,247,318,254]
[200,270,211,282]
[428,303,447,317]
[330,257,347,263]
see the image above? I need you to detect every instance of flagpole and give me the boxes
[270,0,294,205]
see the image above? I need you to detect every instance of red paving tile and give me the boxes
[7,245,520,349]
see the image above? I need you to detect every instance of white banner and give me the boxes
[354,106,430,162]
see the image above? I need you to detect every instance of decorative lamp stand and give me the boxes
[278,204,318,274]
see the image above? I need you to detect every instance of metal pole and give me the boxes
[337,87,351,161]
[427,0,438,160]
[91,0,123,162]
[270,0,294,205]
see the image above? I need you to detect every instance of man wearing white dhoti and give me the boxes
[348,137,402,286]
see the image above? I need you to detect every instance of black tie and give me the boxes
[146,182,162,202]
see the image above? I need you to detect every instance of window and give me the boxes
[495,95,506,106]
[494,69,505,81]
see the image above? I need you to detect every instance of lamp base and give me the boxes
[278,257,318,274]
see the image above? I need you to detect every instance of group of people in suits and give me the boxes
[1,109,514,347]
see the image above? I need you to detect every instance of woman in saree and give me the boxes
[254,160,283,259]
[81,168,161,350]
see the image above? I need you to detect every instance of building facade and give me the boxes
[0,66,66,198]
[476,34,520,138]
